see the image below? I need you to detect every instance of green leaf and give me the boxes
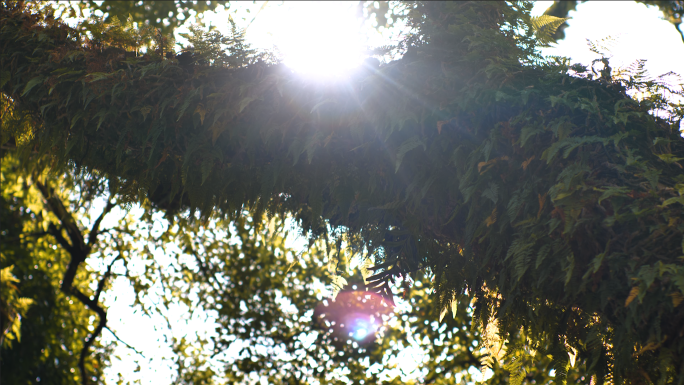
[201,157,213,185]
[395,136,425,173]
[505,356,526,385]
[21,76,45,96]
[657,153,684,164]
[238,96,256,113]
[597,186,629,204]
[520,125,543,147]
[552,190,574,201]
[663,196,684,207]
[528,15,569,46]
[550,347,570,385]
[86,72,111,82]
[482,182,499,204]
[140,106,152,121]
[0,70,10,88]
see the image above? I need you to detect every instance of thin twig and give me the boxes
[190,249,221,293]
[87,198,115,248]
[94,254,123,303]
[104,326,146,358]
[422,350,480,384]
[244,1,269,33]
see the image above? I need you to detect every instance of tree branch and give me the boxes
[34,179,119,385]
[70,287,106,385]
[422,352,481,384]
[47,222,75,253]
[37,180,88,294]
[35,180,87,253]
[71,252,121,385]
[87,198,115,249]
[190,249,221,293]
[104,326,145,358]
[94,255,122,303]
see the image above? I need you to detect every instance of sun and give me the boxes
[244,2,367,79]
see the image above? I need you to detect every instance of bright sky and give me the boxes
[180,1,404,78]
[97,2,684,384]
[233,2,367,78]
[532,1,684,77]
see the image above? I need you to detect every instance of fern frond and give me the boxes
[16,297,34,311]
[502,342,529,385]
[529,15,569,46]
[1,265,19,284]
[551,347,570,385]
[504,356,526,385]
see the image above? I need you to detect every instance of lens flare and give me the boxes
[348,316,374,340]
[314,290,393,346]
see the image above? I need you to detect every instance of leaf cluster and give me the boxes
[178,19,272,68]
[48,0,226,36]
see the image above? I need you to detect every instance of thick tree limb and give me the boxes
[73,254,121,384]
[35,181,87,253]
[71,287,106,385]
[47,222,75,253]
[34,179,118,385]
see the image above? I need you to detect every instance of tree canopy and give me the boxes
[0,149,578,385]
[2,1,684,384]
[43,0,226,36]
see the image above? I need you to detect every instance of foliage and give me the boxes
[2,83,544,385]
[359,1,405,30]
[178,19,268,67]
[46,0,225,36]
[87,210,581,385]
[0,153,111,385]
[525,14,569,47]
[539,1,581,42]
[2,1,684,384]
[0,265,34,349]
[75,13,171,56]
[0,149,598,385]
